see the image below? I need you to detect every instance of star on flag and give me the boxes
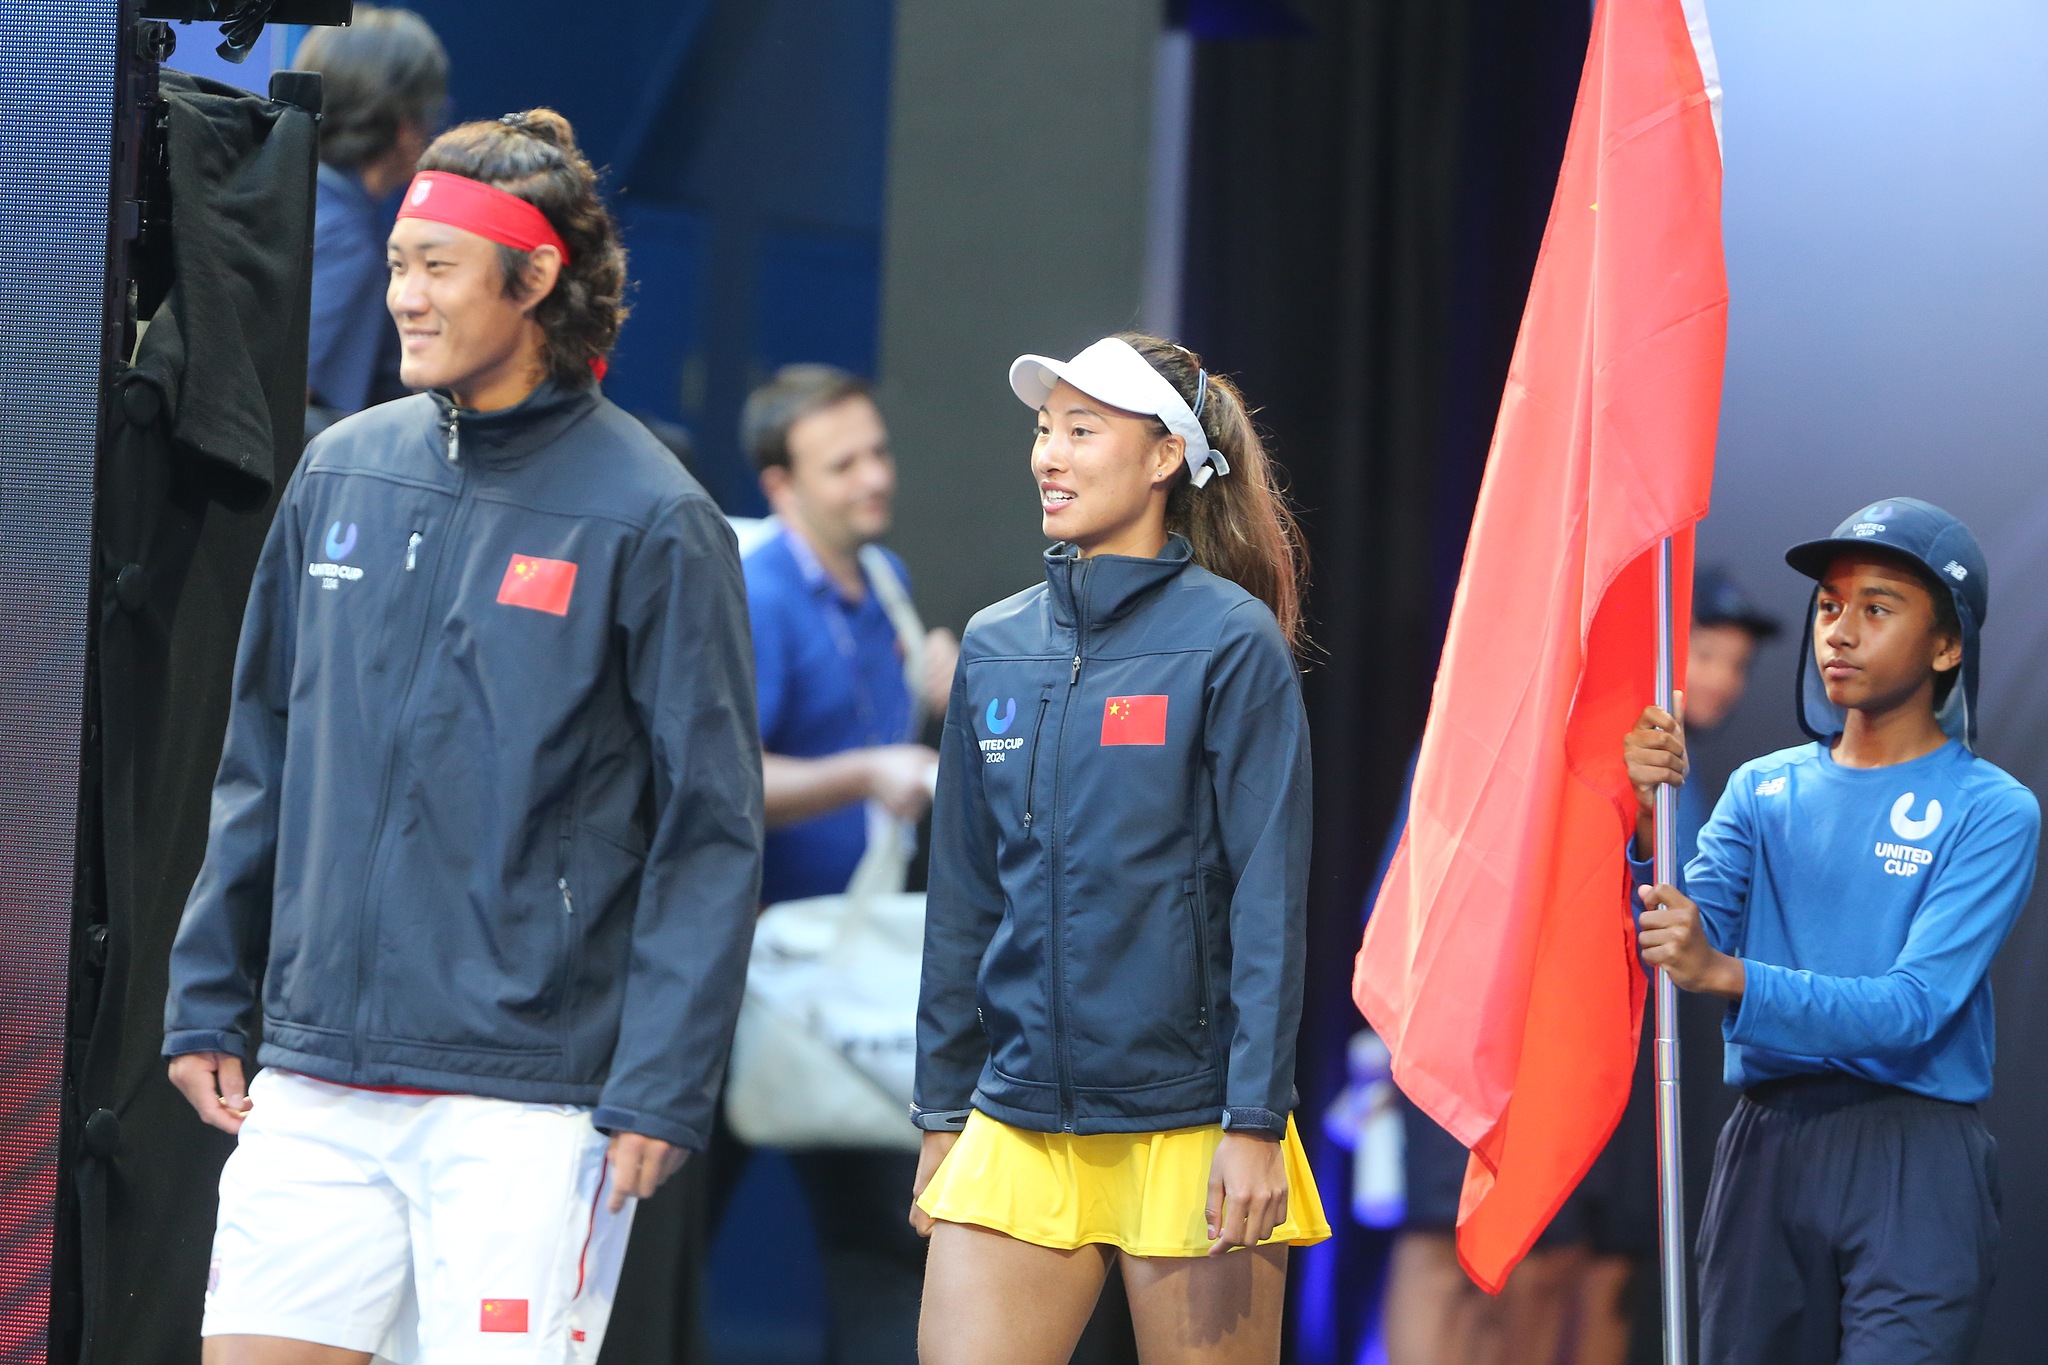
[480,1298,530,1333]
[1100,694,1168,746]
[496,552,578,615]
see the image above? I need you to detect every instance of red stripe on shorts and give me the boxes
[575,1156,608,1298]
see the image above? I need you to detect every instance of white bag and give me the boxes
[724,820,925,1151]
[723,543,931,1152]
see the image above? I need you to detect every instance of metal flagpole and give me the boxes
[1652,537,1690,1365]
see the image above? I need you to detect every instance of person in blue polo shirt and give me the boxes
[292,8,448,428]
[1625,498,2039,1364]
[731,363,957,1362]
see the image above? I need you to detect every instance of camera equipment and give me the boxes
[139,0,354,62]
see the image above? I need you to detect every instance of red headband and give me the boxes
[396,171,572,263]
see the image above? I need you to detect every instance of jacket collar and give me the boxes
[431,378,598,469]
[1043,534,1194,631]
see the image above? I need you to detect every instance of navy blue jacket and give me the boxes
[163,382,764,1150]
[914,537,1311,1138]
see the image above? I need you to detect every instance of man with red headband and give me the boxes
[163,110,762,1364]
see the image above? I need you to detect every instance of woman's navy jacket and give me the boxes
[914,537,1311,1139]
[162,382,764,1151]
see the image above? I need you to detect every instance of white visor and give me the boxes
[1008,337,1230,488]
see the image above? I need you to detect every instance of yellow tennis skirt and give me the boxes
[916,1110,1332,1257]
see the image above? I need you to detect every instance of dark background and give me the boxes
[1178,1,1590,1357]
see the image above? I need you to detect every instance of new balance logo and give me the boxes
[1755,776,1786,797]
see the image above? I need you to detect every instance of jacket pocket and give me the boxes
[1020,691,1052,832]
[555,804,580,1052]
[558,816,650,1069]
[1186,884,1214,1032]
[1191,870,1230,1077]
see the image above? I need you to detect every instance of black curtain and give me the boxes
[1181,2,1588,1358]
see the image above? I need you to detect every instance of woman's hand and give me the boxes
[1206,1131,1289,1256]
[908,1129,960,1237]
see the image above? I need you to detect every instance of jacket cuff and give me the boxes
[1720,960,1767,1048]
[911,1105,971,1132]
[1626,844,1657,892]
[1221,1106,1287,1138]
[590,1104,704,1152]
[162,1029,249,1060]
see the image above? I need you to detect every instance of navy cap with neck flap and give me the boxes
[1783,497,1987,749]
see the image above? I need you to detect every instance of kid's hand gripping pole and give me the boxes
[1653,538,1690,1365]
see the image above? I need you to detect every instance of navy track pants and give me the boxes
[1697,1074,1999,1365]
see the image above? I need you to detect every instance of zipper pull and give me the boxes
[558,877,574,914]
[406,531,422,572]
[446,412,460,465]
[1024,810,1033,827]
[1070,654,1081,684]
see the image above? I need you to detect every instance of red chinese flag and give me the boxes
[1100,695,1168,746]
[480,1298,530,1333]
[1353,0,1724,1293]
[497,553,578,616]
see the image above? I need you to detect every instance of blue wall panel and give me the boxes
[0,0,114,1353]
[406,0,894,515]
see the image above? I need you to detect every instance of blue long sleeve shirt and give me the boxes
[1631,740,2039,1102]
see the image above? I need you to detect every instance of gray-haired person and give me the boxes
[293,6,448,423]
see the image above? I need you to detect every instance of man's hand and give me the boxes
[168,1052,253,1135]
[1206,1131,1289,1256]
[1624,693,1688,856]
[864,744,940,822]
[606,1132,688,1213]
[907,1129,959,1237]
[921,628,961,718]
[1637,883,1744,998]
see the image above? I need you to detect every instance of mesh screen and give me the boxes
[0,0,118,1355]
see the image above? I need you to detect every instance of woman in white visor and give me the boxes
[910,333,1328,1363]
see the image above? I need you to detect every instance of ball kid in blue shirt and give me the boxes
[1623,498,2038,1365]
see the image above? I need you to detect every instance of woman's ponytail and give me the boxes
[1118,333,1308,651]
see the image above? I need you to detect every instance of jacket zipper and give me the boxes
[1187,886,1213,1032]
[1020,695,1051,828]
[1048,559,1090,1131]
[346,413,465,1065]
[406,531,422,572]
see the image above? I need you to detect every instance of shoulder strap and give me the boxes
[859,544,928,734]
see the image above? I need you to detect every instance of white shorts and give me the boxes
[203,1069,635,1363]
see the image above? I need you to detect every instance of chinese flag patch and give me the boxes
[1101,695,1168,746]
[481,1298,530,1333]
[497,553,578,616]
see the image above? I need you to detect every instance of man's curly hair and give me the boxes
[415,109,627,389]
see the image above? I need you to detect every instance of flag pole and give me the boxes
[1652,537,1690,1365]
